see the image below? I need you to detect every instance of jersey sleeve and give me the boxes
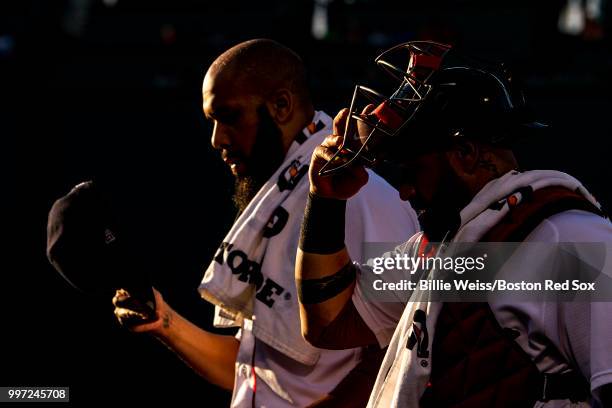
[344,170,419,262]
[350,234,423,348]
[351,262,410,348]
[531,210,612,400]
[343,170,419,347]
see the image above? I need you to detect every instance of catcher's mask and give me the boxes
[318,41,547,176]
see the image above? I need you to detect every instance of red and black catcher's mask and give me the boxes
[318,41,547,176]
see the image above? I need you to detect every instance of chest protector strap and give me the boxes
[420,186,603,407]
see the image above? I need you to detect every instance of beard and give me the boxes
[232,105,285,213]
[417,159,472,242]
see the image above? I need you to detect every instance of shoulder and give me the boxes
[526,209,612,243]
[348,170,419,228]
[358,169,401,197]
[351,170,414,211]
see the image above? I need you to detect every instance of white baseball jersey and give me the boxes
[230,170,419,407]
[352,209,612,407]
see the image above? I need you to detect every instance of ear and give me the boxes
[446,139,479,175]
[265,88,294,125]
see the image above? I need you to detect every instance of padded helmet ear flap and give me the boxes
[372,101,404,130]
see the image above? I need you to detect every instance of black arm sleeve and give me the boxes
[299,192,347,254]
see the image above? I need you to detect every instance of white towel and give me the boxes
[199,111,333,365]
[368,169,602,408]
[455,169,601,242]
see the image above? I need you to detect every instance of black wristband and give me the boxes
[299,192,347,254]
[297,262,357,304]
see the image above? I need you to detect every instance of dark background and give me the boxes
[1,0,611,406]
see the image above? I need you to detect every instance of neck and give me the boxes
[280,105,315,155]
[466,149,518,197]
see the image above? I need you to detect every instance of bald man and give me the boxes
[113,39,419,407]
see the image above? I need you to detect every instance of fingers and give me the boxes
[112,288,130,308]
[114,306,149,324]
[332,104,373,137]
[350,162,370,187]
[332,108,350,137]
[320,134,343,149]
[113,288,162,332]
[313,144,339,163]
[361,104,376,116]
[114,306,162,333]
[152,287,163,307]
[316,132,346,163]
[356,104,377,142]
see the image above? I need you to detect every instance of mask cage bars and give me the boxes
[318,41,452,176]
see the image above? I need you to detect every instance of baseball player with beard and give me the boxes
[113,39,419,407]
[296,41,612,407]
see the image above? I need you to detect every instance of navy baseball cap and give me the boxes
[46,181,155,317]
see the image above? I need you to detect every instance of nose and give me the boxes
[211,121,231,150]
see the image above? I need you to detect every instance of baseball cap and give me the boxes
[46,180,155,316]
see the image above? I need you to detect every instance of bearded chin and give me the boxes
[418,164,471,242]
[231,105,285,213]
[233,176,259,213]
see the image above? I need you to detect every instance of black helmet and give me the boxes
[319,41,546,176]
